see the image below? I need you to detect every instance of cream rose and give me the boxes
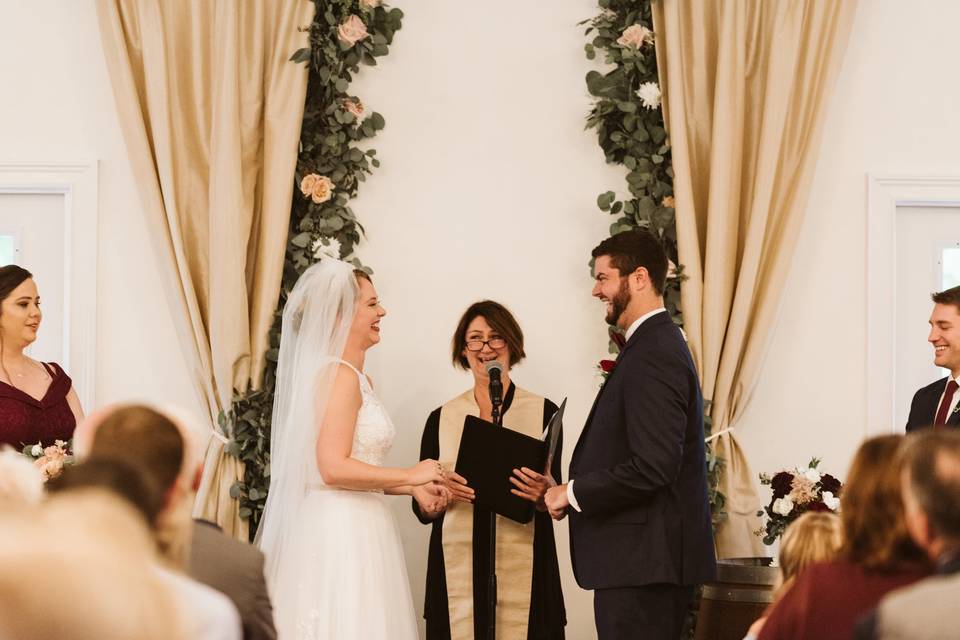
[617,24,654,49]
[343,98,365,121]
[300,173,319,196]
[310,176,335,204]
[772,497,794,517]
[360,0,382,9]
[337,15,370,47]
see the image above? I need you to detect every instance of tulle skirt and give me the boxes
[272,488,419,640]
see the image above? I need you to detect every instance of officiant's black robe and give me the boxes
[412,383,566,640]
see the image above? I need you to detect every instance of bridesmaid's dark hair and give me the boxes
[0,265,32,308]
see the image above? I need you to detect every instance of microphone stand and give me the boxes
[487,376,503,640]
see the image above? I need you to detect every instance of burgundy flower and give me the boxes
[819,474,842,495]
[805,500,830,513]
[599,359,617,374]
[770,471,794,499]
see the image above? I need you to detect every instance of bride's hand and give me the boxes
[407,459,446,486]
[413,482,449,517]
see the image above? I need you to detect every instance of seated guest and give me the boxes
[47,457,165,527]
[76,403,274,640]
[758,435,930,640]
[0,489,186,640]
[856,430,960,640]
[745,512,842,639]
[413,300,566,639]
[0,265,84,448]
[73,404,242,640]
[907,286,960,430]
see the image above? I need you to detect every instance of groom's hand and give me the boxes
[544,484,570,520]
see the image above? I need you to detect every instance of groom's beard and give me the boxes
[605,277,632,327]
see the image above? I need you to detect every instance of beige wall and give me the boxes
[3,0,960,638]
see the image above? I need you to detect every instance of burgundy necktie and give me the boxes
[934,379,959,427]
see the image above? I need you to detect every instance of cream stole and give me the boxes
[438,387,543,640]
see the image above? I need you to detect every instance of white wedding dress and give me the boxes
[271,360,419,640]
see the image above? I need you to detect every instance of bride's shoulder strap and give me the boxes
[330,359,371,391]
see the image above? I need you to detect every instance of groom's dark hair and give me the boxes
[592,228,668,296]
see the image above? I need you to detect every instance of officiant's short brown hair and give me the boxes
[452,300,526,369]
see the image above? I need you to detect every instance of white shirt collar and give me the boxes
[624,307,667,342]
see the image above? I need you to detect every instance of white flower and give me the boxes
[804,467,821,483]
[772,497,794,517]
[312,237,342,260]
[822,491,840,511]
[30,443,42,457]
[637,82,661,110]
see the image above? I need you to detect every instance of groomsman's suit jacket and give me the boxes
[906,377,960,432]
[569,310,717,589]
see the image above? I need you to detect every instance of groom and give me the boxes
[545,229,716,639]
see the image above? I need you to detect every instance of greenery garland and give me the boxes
[224,0,403,537]
[582,0,725,530]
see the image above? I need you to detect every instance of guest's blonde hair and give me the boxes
[0,490,187,640]
[777,511,842,594]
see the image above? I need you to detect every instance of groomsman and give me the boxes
[545,229,716,640]
[907,286,960,431]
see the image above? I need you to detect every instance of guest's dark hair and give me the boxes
[89,405,184,495]
[841,435,927,570]
[0,265,32,306]
[931,286,960,313]
[46,458,164,527]
[904,430,960,542]
[591,229,668,296]
[451,300,526,369]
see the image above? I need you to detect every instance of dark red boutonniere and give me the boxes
[596,327,626,386]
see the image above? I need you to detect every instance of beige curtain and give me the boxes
[96,0,314,540]
[653,0,857,557]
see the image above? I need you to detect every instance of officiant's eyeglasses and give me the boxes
[465,338,506,352]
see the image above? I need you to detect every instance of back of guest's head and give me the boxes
[778,512,842,589]
[841,435,926,570]
[0,446,43,505]
[903,430,960,544]
[46,457,164,527]
[452,300,526,369]
[0,490,186,640]
[591,228,669,296]
[87,404,184,494]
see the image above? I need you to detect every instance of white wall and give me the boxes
[735,1,960,489]
[5,0,960,638]
[350,2,614,636]
[0,1,199,411]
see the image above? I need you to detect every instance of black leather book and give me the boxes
[454,400,565,524]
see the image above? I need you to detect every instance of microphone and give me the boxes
[485,360,504,409]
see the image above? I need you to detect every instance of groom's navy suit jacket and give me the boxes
[906,377,960,431]
[569,310,717,589]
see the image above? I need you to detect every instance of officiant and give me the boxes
[412,300,566,640]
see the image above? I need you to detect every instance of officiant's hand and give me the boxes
[544,484,569,520]
[413,482,449,518]
[510,467,555,510]
[442,469,475,504]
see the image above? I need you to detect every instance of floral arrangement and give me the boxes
[757,458,842,546]
[21,439,73,482]
[228,0,403,537]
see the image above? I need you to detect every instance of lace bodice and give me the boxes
[340,361,395,467]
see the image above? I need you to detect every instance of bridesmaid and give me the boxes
[0,265,83,448]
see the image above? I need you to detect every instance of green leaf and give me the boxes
[334,78,349,93]
[370,112,386,130]
[289,48,311,63]
[290,232,311,248]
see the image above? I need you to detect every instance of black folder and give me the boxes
[454,399,566,524]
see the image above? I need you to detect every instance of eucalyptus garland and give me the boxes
[225,0,403,537]
[582,0,725,530]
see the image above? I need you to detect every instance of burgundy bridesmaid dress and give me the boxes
[0,362,76,449]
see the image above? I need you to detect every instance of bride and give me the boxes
[257,259,449,639]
